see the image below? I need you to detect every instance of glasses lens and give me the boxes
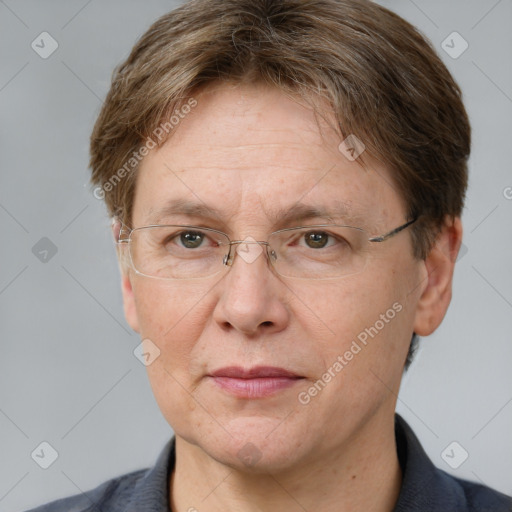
[129,226,229,279]
[268,225,369,279]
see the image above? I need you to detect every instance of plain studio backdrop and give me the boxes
[1,1,511,510]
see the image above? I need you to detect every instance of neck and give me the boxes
[170,412,402,512]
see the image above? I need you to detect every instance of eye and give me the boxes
[304,231,328,249]
[159,229,212,251]
[176,230,206,249]
[302,231,338,249]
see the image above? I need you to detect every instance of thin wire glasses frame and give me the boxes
[116,217,418,280]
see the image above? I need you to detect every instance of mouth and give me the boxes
[207,366,304,398]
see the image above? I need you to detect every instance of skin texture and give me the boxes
[118,83,462,512]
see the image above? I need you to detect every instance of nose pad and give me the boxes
[222,252,232,266]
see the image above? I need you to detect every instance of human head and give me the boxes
[89,0,469,472]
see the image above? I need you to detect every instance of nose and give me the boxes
[212,239,289,337]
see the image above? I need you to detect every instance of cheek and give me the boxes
[291,277,389,351]
[296,268,413,380]
[131,278,218,436]
[287,278,410,450]
[132,278,211,342]
[293,277,410,411]
[131,278,217,387]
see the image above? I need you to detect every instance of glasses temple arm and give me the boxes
[368,217,418,243]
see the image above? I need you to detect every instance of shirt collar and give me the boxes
[124,437,175,512]
[393,413,465,511]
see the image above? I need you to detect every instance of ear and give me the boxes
[111,219,140,333]
[121,272,140,333]
[413,217,463,336]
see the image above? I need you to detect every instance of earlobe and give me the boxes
[413,217,463,336]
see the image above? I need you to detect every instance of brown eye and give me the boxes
[304,231,330,249]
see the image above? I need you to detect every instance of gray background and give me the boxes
[1,0,511,510]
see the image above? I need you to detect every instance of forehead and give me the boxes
[133,83,406,230]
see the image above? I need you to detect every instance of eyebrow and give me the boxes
[146,198,365,228]
[147,198,224,224]
[264,201,365,227]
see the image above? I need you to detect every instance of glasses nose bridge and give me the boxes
[222,239,273,267]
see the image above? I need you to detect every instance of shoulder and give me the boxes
[394,415,512,511]
[25,437,175,511]
[24,468,148,512]
[452,475,512,512]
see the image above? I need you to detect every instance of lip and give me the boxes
[210,366,301,379]
[208,366,304,398]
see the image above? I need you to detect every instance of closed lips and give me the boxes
[209,366,302,379]
[207,366,304,398]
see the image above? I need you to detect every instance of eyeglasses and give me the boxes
[116,218,417,280]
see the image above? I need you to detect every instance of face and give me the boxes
[120,83,447,473]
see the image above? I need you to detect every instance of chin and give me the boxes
[214,442,303,474]
[195,416,310,474]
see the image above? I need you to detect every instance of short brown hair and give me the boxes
[90,0,470,260]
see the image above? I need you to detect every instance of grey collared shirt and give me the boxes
[26,415,512,512]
